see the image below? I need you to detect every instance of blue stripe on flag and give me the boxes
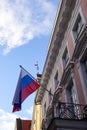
[21,75,33,89]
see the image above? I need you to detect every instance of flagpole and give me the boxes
[19,65,39,83]
[43,87,54,96]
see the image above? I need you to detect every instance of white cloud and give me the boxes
[0,109,17,130]
[0,0,58,55]
[0,108,30,130]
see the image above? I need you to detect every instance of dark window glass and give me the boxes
[54,71,59,89]
[62,47,69,68]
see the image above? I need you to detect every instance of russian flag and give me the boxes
[12,66,40,112]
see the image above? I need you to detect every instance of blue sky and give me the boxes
[0,0,59,130]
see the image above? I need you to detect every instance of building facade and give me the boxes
[14,118,31,130]
[35,0,87,130]
[31,74,42,130]
[30,102,42,130]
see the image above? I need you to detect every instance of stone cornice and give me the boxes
[35,0,76,102]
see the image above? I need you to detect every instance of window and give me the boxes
[83,57,87,73]
[44,102,46,115]
[66,80,79,118]
[48,89,52,104]
[80,53,87,87]
[73,14,83,41]
[66,80,77,104]
[54,71,59,89]
[62,47,69,69]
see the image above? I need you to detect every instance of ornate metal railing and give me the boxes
[42,102,87,129]
[58,102,87,120]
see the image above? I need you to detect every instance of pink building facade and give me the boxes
[35,0,87,130]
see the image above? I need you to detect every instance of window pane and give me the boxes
[73,14,83,41]
[54,71,58,89]
[62,47,69,68]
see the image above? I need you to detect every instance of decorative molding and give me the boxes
[60,60,75,86]
[35,0,76,102]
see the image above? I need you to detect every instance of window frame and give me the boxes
[62,47,69,69]
[80,50,87,85]
[44,102,46,116]
[54,71,59,89]
[66,79,77,104]
[48,89,52,104]
[72,13,83,42]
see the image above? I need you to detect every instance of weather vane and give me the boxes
[35,61,39,74]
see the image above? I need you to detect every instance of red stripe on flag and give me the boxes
[13,105,20,112]
[21,81,40,102]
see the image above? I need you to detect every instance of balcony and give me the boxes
[42,102,87,130]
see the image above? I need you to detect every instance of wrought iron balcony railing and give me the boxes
[58,102,87,120]
[42,102,87,129]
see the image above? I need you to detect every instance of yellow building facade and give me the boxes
[31,74,42,130]
[31,101,42,130]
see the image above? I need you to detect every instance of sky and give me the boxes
[0,0,59,130]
